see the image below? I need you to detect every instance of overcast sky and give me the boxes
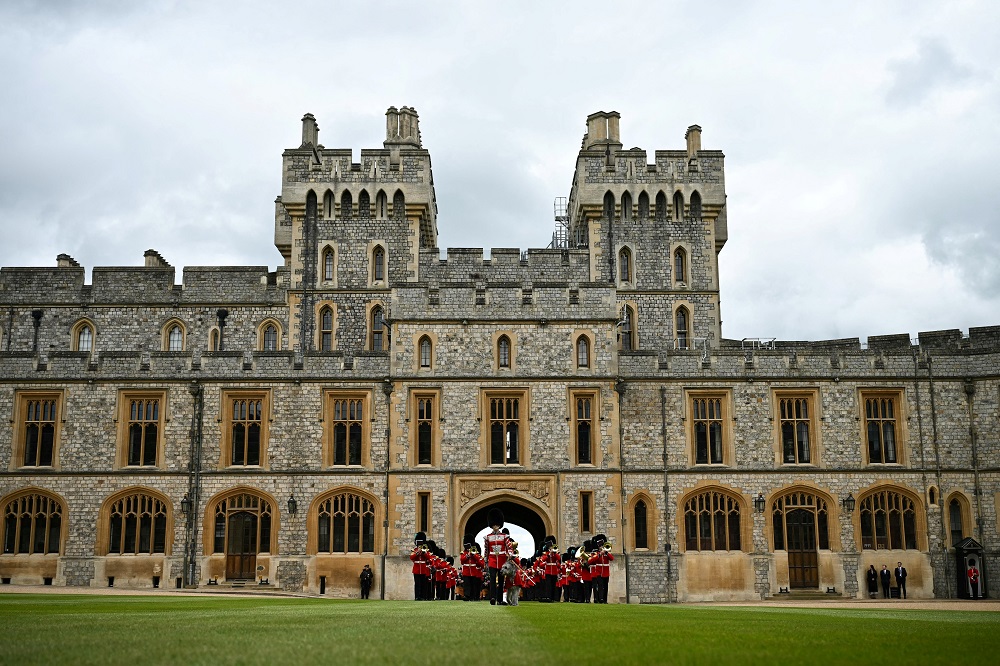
[2,1,997,343]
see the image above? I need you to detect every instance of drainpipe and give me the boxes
[216,309,228,351]
[186,381,204,587]
[660,386,672,603]
[616,378,629,603]
[964,380,984,547]
[5,307,13,351]
[381,377,393,600]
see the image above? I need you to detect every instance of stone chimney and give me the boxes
[144,249,171,268]
[386,106,399,140]
[686,125,702,158]
[584,111,623,151]
[56,253,80,268]
[301,113,319,148]
[384,105,421,148]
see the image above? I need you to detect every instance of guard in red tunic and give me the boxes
[483,508,510,605]
[460,538,478,601]
[541,536,560,602]
[580,540,594,603]
[588,533,614,603]
[410,532,430,600]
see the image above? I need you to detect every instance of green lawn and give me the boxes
[1,595,997,665]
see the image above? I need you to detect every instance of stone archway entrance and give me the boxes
[461,500,548,556]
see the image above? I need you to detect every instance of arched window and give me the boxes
[323,190,334,218]
[497,335,511,369]
[673,191,684,223]
[619,247,632,283]
[166,324,183,352]
[655,191,667,222]
[634,499,649,549]
[674,248,687,283]
[209,329,220,352]
[370,306,387,351]
[393,190,405,218]
[331,397,363,466]
[376,190,388,219]
[372,246,385,283]
[358,190,370,218]
[320,306,334,351]
[75,322,94,352]
[340,190,353,219]
[771,491,829,551]
[684,489,742,551]
[418,335,432,368]
[230,396,263,466]
[690,190,702,219]
[316,491,376,553]
[637,191,650,219]
[948,495,969,547]
[858,488,919,551]
[619,305,636,351]
[262,324,278,351]
[106,491,168,555]
[675,307,690,350]
[21,396,57,467]
[576,336,590,368]
[2,492,63,555]
[603,191,615,219]
[416,397,434,465]
[322,247,335,282]
[621,191,632,221]
[212,491,272,556]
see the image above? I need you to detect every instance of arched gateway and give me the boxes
[459,496,551,555]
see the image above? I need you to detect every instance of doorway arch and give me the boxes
[459,496,551,556]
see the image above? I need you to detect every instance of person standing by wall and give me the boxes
[879,564,892,599]
[360,564,374,599]
[894,562,907,600]
[866,565,879,599]
[968,559,981,599]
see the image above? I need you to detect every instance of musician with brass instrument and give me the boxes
[410,532,430,600]
[483,508,510,605]
[541,535,560,602]
[578,539,594,603]
[588,533,614,603]
[460,538,480,601]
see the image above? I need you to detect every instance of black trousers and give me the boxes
[595,577,609,603]
[413,573,424,600]
[545,574,557,602]
[896,579,907,599]
[361,584,371,599]
[488,567,504,604]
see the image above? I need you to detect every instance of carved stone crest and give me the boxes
[459,478,551,507]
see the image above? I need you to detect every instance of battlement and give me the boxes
[418,247,591,283]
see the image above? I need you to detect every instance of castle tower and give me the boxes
[567,112,728,355]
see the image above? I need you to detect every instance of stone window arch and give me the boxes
[321,246,335,282]
[770,489,831,551]
[857,486,924,551]
[369,304,388,352]
[690,190,702,218]
[496,334,513,370]
[311,489,379,554]
[618,304,637,351]
[575,335,590,369]
[621,191,632,221]
[323,190,334,218]
[655,191,667,222]
[99,487,172,555]
[637,191,650,218]
[947,492,972,547]
[358,190,370,219]
[674,306,690,350]
[418,335,433,369]
[603,191,615,219]
[318,305,335,352]
[340,190,353,219]
[207,488,275,556]
[2,489,65,555]
[72,319,95,352]
[392,190,405,219]
[375,190,388,219]
[674,247,687,284]
[209,328,220,352]
[257,319,282,352]
[618,246,633,283]
[161,319,185,352]
[371,245,386,284]
[673,190,684,223]
[682,487,745,552]
[629,493,657,551]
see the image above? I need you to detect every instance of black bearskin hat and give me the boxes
[568,546,578,558]
[426,539,437,552]
[544,535,556,546]
[487,507,504,529]
[583,539,593,552]
[463,537,472,549]
[446,555,454,565]
[415,531,426,545]
[501,527,510,535]
[592,533,607,548]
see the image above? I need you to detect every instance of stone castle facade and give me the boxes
[1,108,996,601]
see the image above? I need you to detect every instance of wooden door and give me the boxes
[226,511,258,580]
[787,508,818,588]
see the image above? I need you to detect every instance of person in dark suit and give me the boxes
[879,564,892,599]
[866,565,879,599]
[360,564,374,599]
[894,562,907,599]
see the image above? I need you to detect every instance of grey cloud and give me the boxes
[885,38,976,107]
